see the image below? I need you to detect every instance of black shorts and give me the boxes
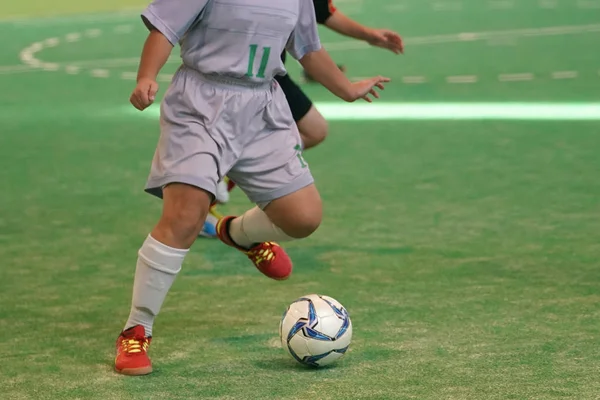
[275,74,313,122]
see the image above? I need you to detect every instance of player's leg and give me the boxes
[199,176,233,238]
[126,182,211,329]
[219,180,321,280]
[276,73,328,150]
[151,183,212,247]
[226,183,321,244]
[216,184,321,280]
[116,184,211,376]
[200,74,324,238]
[116,69,226,375]
[296,105,328,150]
[216,84,322,279]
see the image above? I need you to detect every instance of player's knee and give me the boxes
[264,184,322,238]
[289,216,321,238]
[280,203,322,239]
[156,185,211,246]
[160,205,207,242]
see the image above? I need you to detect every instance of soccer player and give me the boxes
[115,0,390,375]
[201,0,403,236]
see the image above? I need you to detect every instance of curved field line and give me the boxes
[3,23,600,74]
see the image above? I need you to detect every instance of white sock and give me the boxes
[124,235,188,337]
[229,206,295,249]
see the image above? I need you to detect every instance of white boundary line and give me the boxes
[499,73,535,82]
[552,71,579,79]
[3,23,600,84]
[319,23,600,51]
[447,75,478,84]
[8,22,600,73]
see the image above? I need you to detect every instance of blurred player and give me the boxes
[201,0,403,236]
[115,0,390,375]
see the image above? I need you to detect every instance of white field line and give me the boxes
[90,69,110,78]
[28,23,600,70]
[65,32,81,42]
[447,75,478,83]
[5,23,600,75]
[402,76,427,84]
[552,71,578,79]
[288,23,600,50]
[499,73,534,81]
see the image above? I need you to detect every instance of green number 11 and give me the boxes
[246,44,271,78]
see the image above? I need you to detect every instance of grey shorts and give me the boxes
[144,65,314,206]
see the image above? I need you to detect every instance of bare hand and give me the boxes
[348,76,391,103]
[367,29,404,54]
[130,78,159,111]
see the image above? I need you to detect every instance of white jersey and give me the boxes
[142,0,322,83]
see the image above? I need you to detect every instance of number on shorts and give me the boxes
[246,44,271,78]
[294,144,308,168]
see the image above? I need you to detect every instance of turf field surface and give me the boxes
[1,1,600,399]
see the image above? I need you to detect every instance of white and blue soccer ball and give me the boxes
[279,294,352,367]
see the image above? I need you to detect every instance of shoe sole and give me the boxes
[115,366,153,376]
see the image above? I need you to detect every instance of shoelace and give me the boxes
[247,242,276,264]
[120,338,149,354]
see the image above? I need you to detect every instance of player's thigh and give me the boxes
[231,168,322,238]
[227,126,312,204]
[227,127,322,235]
[145,127,221,200]
[296,105,328,148]
[149,110,220,244]
[275,75,327,148]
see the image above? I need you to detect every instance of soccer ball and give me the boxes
[279,294,352,367]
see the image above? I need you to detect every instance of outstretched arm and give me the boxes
[290,0,390,102]
[299,47,389,103]
[319,3,403,54]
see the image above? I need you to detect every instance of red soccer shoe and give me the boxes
[216,216,293,280]
[115,325,152,376]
